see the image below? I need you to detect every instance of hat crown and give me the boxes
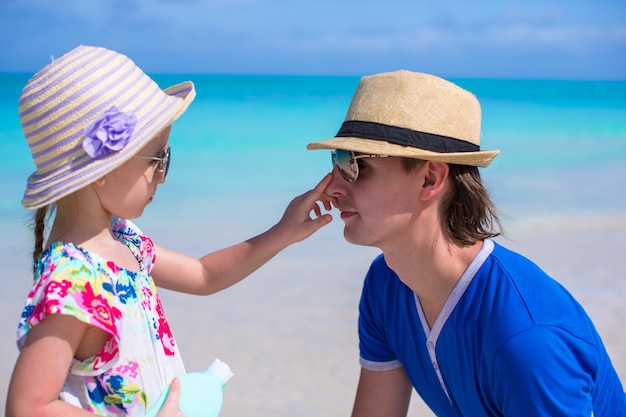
[345,70,481,145]
[19,45,195,209]
[306,70,499,167]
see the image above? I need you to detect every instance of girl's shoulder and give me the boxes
[111,216,145,241]
[111,217,156,272]
[36,241,110,284]
[36,217,155,278]
[39,240,96,268]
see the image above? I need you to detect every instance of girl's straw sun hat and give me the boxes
[19,45,196,210]
[307,70,499,167]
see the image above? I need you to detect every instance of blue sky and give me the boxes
[0,0,624,79]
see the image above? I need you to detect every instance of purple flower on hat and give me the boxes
[83,107,137,159]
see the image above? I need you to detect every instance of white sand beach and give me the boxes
[172,214,626,417]
[0,202,625,416]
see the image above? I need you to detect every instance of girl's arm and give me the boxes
[151,174,335,295]
[6,315,186,417]
[6,315,97,417]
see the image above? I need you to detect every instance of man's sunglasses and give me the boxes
[331,149,387,182]
[135,145,171,183]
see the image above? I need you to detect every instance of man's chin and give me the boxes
[343,229,371,247]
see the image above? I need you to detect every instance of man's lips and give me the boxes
[340,210,357,219]
[335,201,357,219]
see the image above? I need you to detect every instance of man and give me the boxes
[307,70,625,416]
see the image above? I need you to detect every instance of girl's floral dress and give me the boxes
[16,217,185,416]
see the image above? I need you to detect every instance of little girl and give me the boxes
[5,45,334,417]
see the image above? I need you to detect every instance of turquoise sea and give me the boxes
[0,74,625,416]
[2,74,625,216]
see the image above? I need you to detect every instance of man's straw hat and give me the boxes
[307,70,499,167]
[19,45,195,210]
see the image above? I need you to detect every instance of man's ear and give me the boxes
[419,161,449,201]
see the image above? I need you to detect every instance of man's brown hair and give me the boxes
[401,158,502,246]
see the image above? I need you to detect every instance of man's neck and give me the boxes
[384,238,483,327]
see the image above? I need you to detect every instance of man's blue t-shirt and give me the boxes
[358,240,626,416]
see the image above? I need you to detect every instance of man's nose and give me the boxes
[326,165,348,197]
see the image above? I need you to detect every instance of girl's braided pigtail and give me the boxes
[32,206,49,277]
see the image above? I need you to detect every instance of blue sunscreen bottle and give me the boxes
[145,358,234,417]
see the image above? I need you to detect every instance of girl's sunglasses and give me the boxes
[135,145,171,183]
[331,149,387,182]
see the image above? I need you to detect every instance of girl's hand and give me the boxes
[151,174,336,295]
[156,378,186,417]
[275,173,336,245]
